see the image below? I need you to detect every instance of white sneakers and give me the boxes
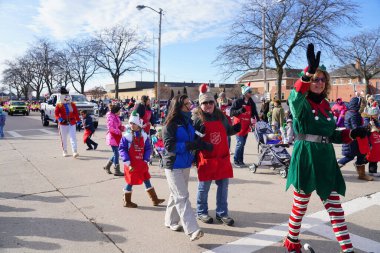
[190,229,204,241]
[63,151,79,158]
[167,224,183,231]
[368,172,380,177]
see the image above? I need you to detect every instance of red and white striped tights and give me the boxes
[286,190,354,253]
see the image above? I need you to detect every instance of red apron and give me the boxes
[220,104,232,125]
[233,104,251,136]
[124,136,151,185]
[142,109,152,134]
[83,129,92,143]
[366,131,380,162]
[197,121,233,181]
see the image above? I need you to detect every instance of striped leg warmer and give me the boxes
[284,190,311,252]
[288,190,311,240]
[322,191,354,253]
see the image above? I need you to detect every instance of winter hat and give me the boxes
[199,83,215,104]
[367,107,380,116]
[60,86,69,94]
[129,110,143,128]
[241,83,251,95]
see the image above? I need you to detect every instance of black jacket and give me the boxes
[230,96,259,119]
[342,97,362,157]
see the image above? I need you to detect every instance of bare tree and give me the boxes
[32,38,62,95]
[93,25,149,99]
[333,27,380,94]
[215,0,359,98]
[25,50,45,100]
[86,86,107,100]
[65,38,99,94]
[2,59,30,99]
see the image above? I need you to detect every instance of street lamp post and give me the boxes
[136,5,163,102]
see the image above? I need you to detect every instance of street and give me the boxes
[0,111,379,253]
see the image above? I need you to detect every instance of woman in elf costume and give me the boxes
[283,44,367,253]
[119,111,165,208]
[193,84,241,226]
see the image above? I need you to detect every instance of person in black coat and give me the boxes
[337,97,373,181]
[80,110,98,150]
[230,86,259,167]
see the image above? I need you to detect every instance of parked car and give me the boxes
[8,101,29,116]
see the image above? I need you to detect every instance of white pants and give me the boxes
[165,168,199,235]
[59,124,77,153]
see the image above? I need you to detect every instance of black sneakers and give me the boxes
[234,161,247,168]
[216,216,234,226]
[197,214,214,224]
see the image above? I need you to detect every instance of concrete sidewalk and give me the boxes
[0,117,379,253]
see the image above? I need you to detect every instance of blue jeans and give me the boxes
[197,178,229,217]
[338,154,366,166]
[110,145,119,165]
[124,180,152,191]
[0,125,4,137]
[234,135,248,163]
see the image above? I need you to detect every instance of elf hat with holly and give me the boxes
[129,110,143,128]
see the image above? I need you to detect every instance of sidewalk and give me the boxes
[0,116,379,253]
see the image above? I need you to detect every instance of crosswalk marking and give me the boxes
[205,192,380,253]
[6,131,23,138]
[39,129,57,135]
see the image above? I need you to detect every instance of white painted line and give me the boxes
[204,192,380,253]
[6,131,23,138]
[39,129,57,135]
[309,224,380,253]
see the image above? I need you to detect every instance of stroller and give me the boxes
[149,128,165,168]
[249,121,291,178]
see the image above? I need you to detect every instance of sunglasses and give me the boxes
[202,101,215,105]
[312,77,326,83]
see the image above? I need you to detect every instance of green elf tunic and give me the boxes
[286,79,349,200]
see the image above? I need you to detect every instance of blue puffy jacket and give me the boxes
[162,116,195,169]
[342,97,362,157]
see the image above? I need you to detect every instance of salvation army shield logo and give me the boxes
[210,132,221,145]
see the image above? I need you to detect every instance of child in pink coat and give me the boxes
[103,104,125,176]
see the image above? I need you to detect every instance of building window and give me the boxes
[349,79,352,84]
[333,79,336,84]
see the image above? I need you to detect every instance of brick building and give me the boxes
[237,65,380,102]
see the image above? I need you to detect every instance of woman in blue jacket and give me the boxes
[162,94,212,242]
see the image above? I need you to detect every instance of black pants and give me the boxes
[369,162,378,173]
[85,133,97,149]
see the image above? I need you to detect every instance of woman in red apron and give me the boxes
[193,84,241,226]
[230,84,259,167]
[119,111,165,208]
[136,95,154,134]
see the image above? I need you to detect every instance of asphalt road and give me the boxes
[0,112,379,253]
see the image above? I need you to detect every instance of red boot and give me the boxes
[283,236,302,253]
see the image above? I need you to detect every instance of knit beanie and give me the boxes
[129,110,143,128]
[241,83,251,95]
[199,83,215,104]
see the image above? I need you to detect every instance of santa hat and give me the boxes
[199,83,215,104]
[241,83,251,95]
[129,111,143,128]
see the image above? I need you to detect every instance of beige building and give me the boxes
[105,81,239,101]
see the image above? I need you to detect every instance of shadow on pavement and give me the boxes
[0,216,126,250]
[0,192,83,203]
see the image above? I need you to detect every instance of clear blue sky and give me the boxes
[0,0,379,91]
